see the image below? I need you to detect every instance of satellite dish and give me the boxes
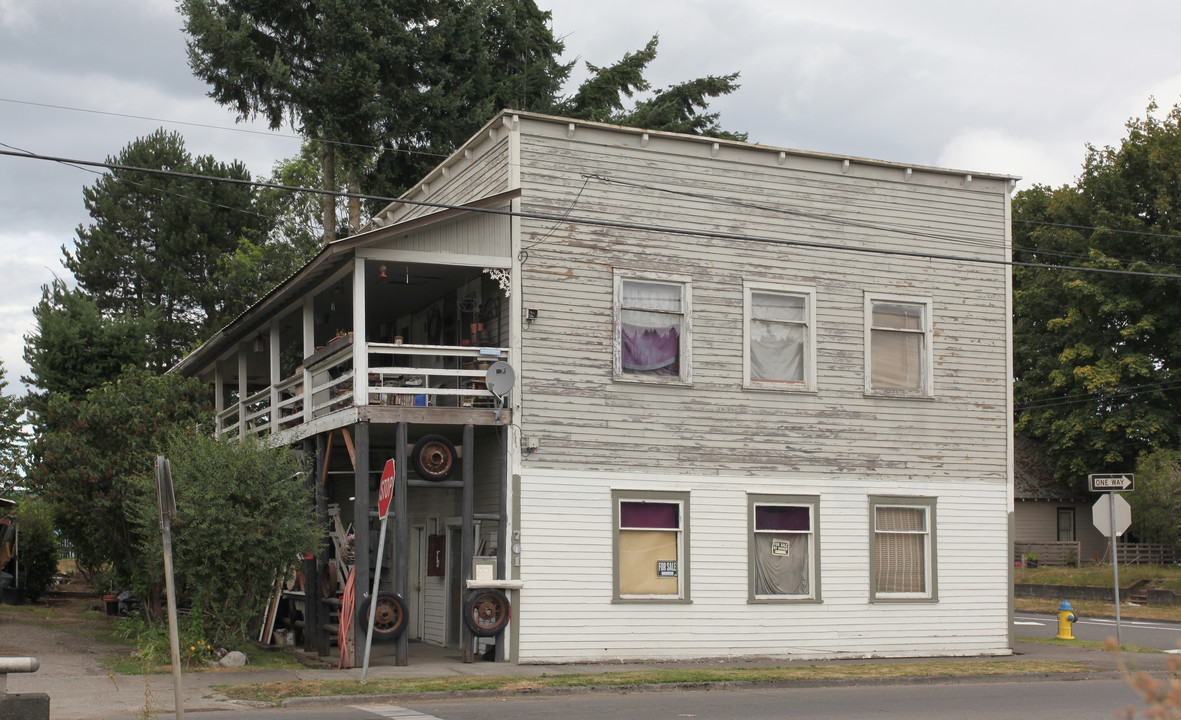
[485,361,516,399]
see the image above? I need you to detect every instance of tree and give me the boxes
[132,431,317,642]
[12,495,60,602]
[22,279,154,426]
[182,1,745,221]
[1130,449,1181,548]
[555,35,745,141]
[1013,100,1181,488]
[0,358,27,496]
[64,129,272,370]
[23,369,209,598]
[182,0,426,239]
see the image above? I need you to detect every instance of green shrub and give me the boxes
[14,496,60,601]
[133,430,319,645]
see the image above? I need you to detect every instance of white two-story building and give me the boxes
[175,110,1016,666]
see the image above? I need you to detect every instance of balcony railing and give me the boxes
[216,342,510,440]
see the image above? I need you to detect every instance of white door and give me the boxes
[409,526,425,640]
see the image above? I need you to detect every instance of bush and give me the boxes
[134,430,319,645]
[15,496,60,601]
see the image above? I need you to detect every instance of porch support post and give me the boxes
[303,295,314,424]
[352,421,371,668]
[269,324,280,435]
[496,426,508,662]
[394,421,409,666]
[304,435,323,654]
[353,257,369,406]
[237,346,247,441]
[460,424,474,662]
[311,429,330,651]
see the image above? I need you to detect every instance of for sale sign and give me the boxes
[378,459,395,519]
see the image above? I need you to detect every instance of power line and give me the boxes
[1014,217,1181,241]
[0,96,449,160]
[0,141,271,222]
[587,174,1181,272]
[6,147,1181,280]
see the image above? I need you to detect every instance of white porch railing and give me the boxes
[365,343,509,408]
[215,342,510,440]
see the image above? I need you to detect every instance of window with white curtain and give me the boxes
[870,496,937,601]
[613,491,690,602]
[749,494,819,602]
[615,274,691,383]
[744,284,815,391]
[865,295,932,397]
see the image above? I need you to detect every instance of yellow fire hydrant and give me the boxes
[1056,600,1078,640]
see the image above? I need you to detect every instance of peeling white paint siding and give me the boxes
[503,115,1011,661]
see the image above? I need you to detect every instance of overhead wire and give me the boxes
[6,147,1181,280]
[584,173,1181,271]
[0,140,272,221]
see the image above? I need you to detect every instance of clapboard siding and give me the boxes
[515,468,1008,662]
[369,210,511,259]
[509,120,1009,481]
[380,135,511,226]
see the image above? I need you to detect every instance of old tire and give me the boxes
[359,593,407,639]
[412,434,456,481]
[463,589,510,637]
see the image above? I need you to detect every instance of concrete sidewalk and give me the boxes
[6,637,1175,720]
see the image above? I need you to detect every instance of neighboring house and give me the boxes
[1014,437,1108,564]
[174,110,1016,665]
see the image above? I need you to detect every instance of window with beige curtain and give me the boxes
[868,300,928,394]
[872,501,934,599]
[749,291,809,386]
[618,500,682,597]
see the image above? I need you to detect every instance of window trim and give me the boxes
[869,495,938,603]
[863,293,934,398]
[743,283,817,392]
[613,271,693,385]
[748,493,821,603]
[612,489,691,603]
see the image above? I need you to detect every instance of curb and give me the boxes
[275,669,1123,709]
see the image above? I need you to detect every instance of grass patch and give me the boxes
[1017,564,1181,593]
[1016,635,1161,654]
[1014,596,1181,623]
[215,660,1090,705]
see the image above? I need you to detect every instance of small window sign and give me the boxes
[657,560,678,577]
[771,538,792,556]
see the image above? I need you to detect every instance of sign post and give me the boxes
[362,459,396,683]
[1090,474,1133,647]
[155,456,183,719]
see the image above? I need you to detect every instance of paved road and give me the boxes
[1014,611,1181,651]
[163,679,1152,720]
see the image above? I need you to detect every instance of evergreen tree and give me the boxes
[22,280,154,426]
[0,358,26,496]
[182,1,745,219]
[24,369,209,596]
[63,129,271,370]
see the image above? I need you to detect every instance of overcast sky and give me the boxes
[2,0,1180,397]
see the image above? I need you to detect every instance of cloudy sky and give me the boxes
[2,0,1180,397]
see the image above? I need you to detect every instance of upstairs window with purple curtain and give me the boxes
[619,279,685,379]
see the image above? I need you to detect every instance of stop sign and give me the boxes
[377,459,395,520]
[1092,493,1131,537]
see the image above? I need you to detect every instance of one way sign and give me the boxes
[1088,473,1134,492]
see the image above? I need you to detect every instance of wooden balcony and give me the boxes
[216,339,512,443]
